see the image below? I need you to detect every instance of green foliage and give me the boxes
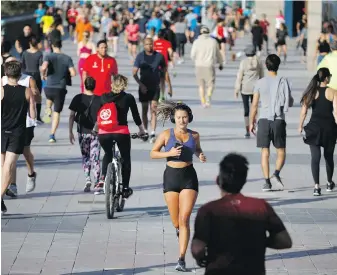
[1,1,38,17]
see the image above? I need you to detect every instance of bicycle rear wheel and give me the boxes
[105,163,116,219]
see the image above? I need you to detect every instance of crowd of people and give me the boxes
[1,1,337,274]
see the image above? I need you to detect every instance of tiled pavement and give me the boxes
[1,34,337,275]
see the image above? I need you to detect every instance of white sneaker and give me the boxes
[26,172,36,193]
[149,134,156,144]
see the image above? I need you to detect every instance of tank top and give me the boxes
[311,87,334,123]
[1,84,28,135]
[165,129,196,162]
[318,39,330,54]
[79,45,92,55]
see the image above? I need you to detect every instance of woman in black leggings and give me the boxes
[97,74,145,197]
[298,68,337,196]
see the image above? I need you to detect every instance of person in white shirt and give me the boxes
[2,57,39,197]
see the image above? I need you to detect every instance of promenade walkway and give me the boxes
[2,36,337,275]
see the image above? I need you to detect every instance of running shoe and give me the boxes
[313,187,321,196]
[270,175,284,191]
[43,107,52,124]
[122,187,133,199]
[175,259,187,272]
[49,134,56,143]
[6,184,18,198]
[149,134,156,144]
[26,172,36,193]
[244,132,250,138]
[84,178,91,193]
[94,181,104,195]
[1,199,7,214]
[327,181,335,192]
[262,182,272,192]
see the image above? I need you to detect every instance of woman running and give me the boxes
[69,77,101,193]
[298,68,337,196]
[215,18,227,64]
[125,18,140,61]
[96,74,146,196]
[234,45,264,137]
[150,101,206,272]
[21,35,43,122]
[77,31,95,93]
[107,13,121,57]
[276,23,288,64]
[174,15,188,64]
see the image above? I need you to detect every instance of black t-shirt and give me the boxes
[21,50,43,73]
[17,34,32,53]
[251,25,263,42]
[134,51,166,89]
[69,94,102,134]
[193,194,286,275]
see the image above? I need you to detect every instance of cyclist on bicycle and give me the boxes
[96,74,146,197]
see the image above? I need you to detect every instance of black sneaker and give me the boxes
[313,188,321,196]
[175,258,187,272]
[262,182,272,192]
[327,181,335,192]
[270,175,284,191]
[1,199,7,214]
[122,187,133,199]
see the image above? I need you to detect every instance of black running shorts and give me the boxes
[1,131,26,154]
[138,86,160,103]
[44,88,67,113]
[163,165,199,193]
[257,119,287,149]
[24,127,35,147]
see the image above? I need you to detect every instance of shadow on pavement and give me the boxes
[266,246,337,260]
[267,194,337,207]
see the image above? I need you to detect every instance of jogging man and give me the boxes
[82,40,118,96]
[133,37,166,143]
[1,61,36,213]
[154,29,173,102]
[2,57,40,198]
[250,54,294,192]
[40,39,76,143]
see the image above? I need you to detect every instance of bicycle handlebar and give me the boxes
[131,133,149,139]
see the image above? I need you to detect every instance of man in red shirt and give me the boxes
[82,40,118,96]
[260,14,270,54]
[153,30,173,101]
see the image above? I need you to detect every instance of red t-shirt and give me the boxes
[153,39,172,65]
[67,8,78,24]
[260,20,270,35]
[125,24,139,41]
[83,54,118,96]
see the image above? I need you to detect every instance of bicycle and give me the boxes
[105,133,148,219]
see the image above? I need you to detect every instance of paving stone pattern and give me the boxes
[1,35,337,275]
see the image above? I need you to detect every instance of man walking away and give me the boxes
[250,54,294,192]
[40,39,76,143]
[1,61,36,213]
[192,153,292,275]
[191,26,223,108]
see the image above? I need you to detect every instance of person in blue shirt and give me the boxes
[46,0,55,8]
[34,3,46,38]
[147,12,162,35]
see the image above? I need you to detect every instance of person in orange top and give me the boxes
[75,17,94,43]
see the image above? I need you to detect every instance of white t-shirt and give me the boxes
[2,74,37,128]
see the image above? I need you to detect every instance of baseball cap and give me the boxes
[200,26,210,34]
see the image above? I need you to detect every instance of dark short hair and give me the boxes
[96,39,107,48]
[4,61,22,79]
[24,24,32,29]
[84,76,96,91]
[265,54,281,72]
[158,29,166,39]
[51,39,62,48]
[218,153,249,194]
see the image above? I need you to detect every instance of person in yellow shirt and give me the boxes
[317,40,337,90]
[41,10,54,36]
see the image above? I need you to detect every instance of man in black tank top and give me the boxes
[1,61,36,214]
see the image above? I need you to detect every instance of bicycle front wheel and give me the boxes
[105,163,116,219]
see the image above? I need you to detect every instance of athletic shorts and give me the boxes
[257,119,287,149]
[163,165,199,193]
[1,131,26,155]
[128,40,138,46]
[44,88,67,113]
[195,67,215,87]
[24,127,35,147]
[138,86,160,103]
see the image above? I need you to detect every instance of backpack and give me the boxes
[97,102,118,131]
[75,96,95,130]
